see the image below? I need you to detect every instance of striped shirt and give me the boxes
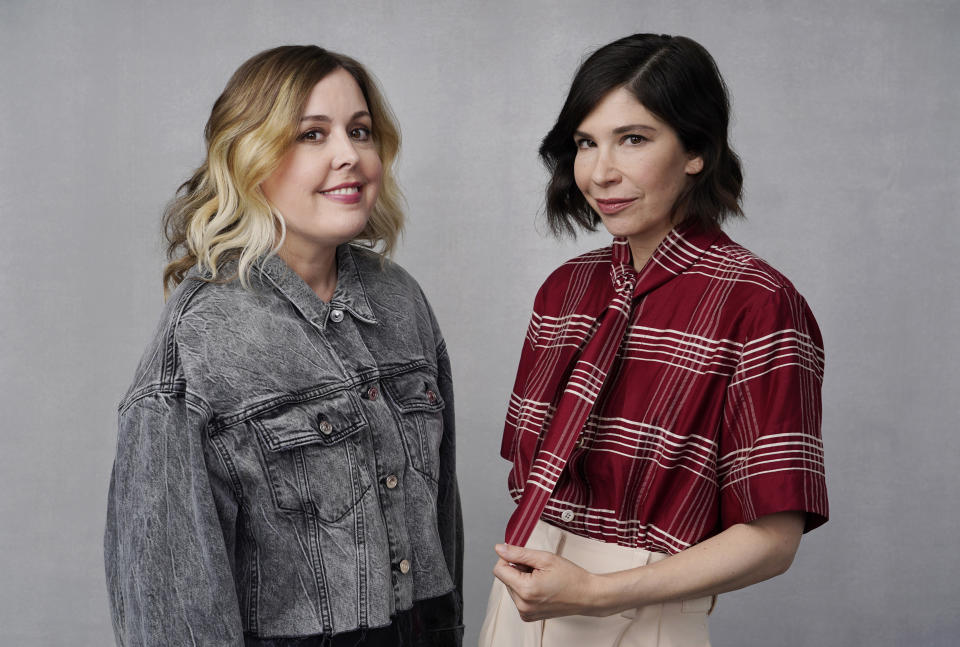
[500,226,828,555]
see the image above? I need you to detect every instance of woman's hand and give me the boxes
[492,544,608,621]
[492,511,806,622]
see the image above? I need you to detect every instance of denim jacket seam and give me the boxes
[208,359,436,433]
[160,276,210,386]
[207,431,245,501]
[117,381,213,420]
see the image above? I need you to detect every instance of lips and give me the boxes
[594,197,636,215]
[319,182,363,204]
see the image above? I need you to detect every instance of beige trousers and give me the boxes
[478,521,712,647]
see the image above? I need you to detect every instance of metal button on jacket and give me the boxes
[385,475,399,489]
[425,389,437,404]
[330,309,344,323]
[318,420,333,435]
[560,509,574,522]
[367,386,379,401]
[398,559,411,574]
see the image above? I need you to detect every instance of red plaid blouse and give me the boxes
[500,226,828,554]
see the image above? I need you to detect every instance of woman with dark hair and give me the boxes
[480,34,827,646]
[104,46,462,646]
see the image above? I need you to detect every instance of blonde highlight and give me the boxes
[163,46,405,296]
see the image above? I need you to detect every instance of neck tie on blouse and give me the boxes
[504,239,638,547]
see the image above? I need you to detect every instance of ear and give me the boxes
[685,154,704,175]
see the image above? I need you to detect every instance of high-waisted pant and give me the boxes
[479,521,713,647]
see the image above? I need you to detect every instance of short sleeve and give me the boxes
[718,286,828,532]
[500,286,546,461]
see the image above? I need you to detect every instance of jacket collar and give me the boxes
[612,224,722,298]
[255,244,378,330]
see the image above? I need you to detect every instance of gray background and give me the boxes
[2,1,958,645]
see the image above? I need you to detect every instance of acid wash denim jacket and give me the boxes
[104,244,463,646]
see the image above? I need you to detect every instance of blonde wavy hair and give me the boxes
[162,45,404,294]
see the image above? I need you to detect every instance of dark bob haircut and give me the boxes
[540,33,744,237]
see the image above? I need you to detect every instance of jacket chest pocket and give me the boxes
[383,369,445,483]
[253,390,372,523]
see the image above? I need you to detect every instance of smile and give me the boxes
[320,183,361,195]
[319,182,363,204]
[594,198,636,215]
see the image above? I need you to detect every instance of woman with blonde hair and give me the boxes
[105,45,462,646]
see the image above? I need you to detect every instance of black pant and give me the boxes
[244,596,464,647]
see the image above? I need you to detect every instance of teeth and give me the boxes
[322,186,360,195]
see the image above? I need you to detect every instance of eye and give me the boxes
[350,126,372,141]
[298,128,326,143]
[623,134,648,145]
[575,138,595,150]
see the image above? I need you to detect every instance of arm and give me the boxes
[104,390,244,646]
[495,285,827,622]
[493,511,804,621]
[435,339,464,603]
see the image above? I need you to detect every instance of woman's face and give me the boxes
[573,87,703,254]
[261,68,382,259]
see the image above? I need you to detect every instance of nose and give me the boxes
[590,147,620,187]
[330,130,360,169]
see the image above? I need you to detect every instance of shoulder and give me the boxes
[536,244,612,302]
[705,233,811,307]
[347,245,439,323]
[119,276,219,408]
[348,244,425,298]
[706,234,820,340]
[347,244,445,343]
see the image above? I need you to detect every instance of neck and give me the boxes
[278,244,339,302]
[627,226,674,272]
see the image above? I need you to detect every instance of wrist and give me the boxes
[591,567,655,617]
[586,571,631,617]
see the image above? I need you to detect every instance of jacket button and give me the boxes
[399,559,411,574]
[425,389,437,404]
[385,475,399,489]
[330,309,344,323]
[318,420,333,435]
[367,386,379,401]
[560,509,574,522]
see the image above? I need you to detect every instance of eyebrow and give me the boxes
[613,123,657,135]
[574,124,658,139]
[299,110,371,123]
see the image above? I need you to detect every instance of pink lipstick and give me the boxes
[594,198,636,215]
[319,182,363,205]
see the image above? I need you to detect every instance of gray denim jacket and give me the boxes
[104,245,463,646]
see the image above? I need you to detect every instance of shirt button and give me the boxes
[385,474,399,489]
[330,309,344,323]
[425,389,437,404]
[367,386,379,401]
[398,559,411,574]
[560,509,574,522]
[318,420,333,435]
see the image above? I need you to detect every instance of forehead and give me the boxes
[301,68,369,116]
[578,87,664,131]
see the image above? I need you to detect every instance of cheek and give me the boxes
[572,155,591,195]
[640,157,687,195]
[261,154,307,204]
[363,153,384,200]
[366,153,383,184]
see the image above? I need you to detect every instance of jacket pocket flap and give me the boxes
[255,391,366,451]
[383,369,445,412]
